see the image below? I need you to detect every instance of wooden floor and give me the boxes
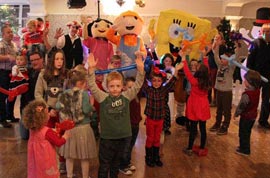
[1,95,270,178]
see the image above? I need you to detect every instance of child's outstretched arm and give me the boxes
[88,53,98,74]
[45,128,69,147]
[135,55,145,74]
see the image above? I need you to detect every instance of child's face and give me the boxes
[37,21,44,31]
[27,24,36,33]
[220,58,229,66]
[95,74,104,83]
[190,60,198,72]
[152,76,163,88]
[16,56,27,66]
[111,59,121,68]
[69,25,79,36]
[54,52,64,70]
[76,80,86,89]
[163,57,173,68]
[124,80,135,91]
[107,79,123,97]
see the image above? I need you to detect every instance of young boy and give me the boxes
[209,34,240,135]
[234,70,261,156]
[87,53,145,178]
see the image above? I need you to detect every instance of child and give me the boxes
[209,34,239,135]
[142,63,182,167]
[9,49,29,102]
[234,70,261,156]
[22,99,69,178]
[35,49,68,173]
[160,53,175,135]
[23,19,45,53]
[56,68,97,178]
[179,50,211,156]
[87,53,145,178]
[119,77,142,175]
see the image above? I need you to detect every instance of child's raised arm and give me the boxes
[135,55,145,74]
[87,53,98,74]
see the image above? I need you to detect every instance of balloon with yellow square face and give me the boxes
[152,9,216,59]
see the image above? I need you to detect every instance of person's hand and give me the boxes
[135,55,145,74]
[62,130,70,140]
[233,115,238,120]
[54,28,64,39]
[49,109,57,117]
[81,15,88,24]
[88,53,98,72]
[134,50,144,58]
[178,50,186,61]
[112,17,123,32]
[175,62,184,72]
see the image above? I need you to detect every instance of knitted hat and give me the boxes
[244,70,261,89]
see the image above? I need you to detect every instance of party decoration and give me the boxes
[229,31,254,49]
[221,54,268,83]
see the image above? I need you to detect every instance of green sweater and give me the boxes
[88,71,145,139]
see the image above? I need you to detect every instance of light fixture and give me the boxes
[116,0,125,6]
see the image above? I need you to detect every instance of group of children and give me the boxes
[20,29,263,178]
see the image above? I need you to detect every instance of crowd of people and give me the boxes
[0,15,270,178]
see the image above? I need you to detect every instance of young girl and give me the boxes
[9,49,29,102]
[142,64,182,167]
[56,68,97,178]
[34,49,68,173]
[22,99,69,178]
[179,50,211,156]
[160,53,175,135]
[35,49,68,128]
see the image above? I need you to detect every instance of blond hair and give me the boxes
[27,19,37,28]
[106,71,123,85]
[22,100,48,131]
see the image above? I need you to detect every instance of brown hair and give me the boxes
[22,100,48,131]
[68,68,87,87]
[194,64,210,91]
[110,55,121,62]
[43,49,67,82]
[244,70,261,89]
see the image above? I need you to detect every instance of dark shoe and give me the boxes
[235,148,250,156]
[0,120,12,128]
[217,126,228,135]
[10,118,20,123]
[145,147,154,167]
[259,121,270,129]
[182,148,193,156]
[209,123,220,132]
[153,146,163,167]
[164,130,171,135]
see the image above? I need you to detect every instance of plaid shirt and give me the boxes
[143,76,176,120]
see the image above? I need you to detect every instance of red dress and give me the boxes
[183,60,210,121]
[27,126,66,178]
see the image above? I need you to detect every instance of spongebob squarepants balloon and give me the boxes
[150,9,215,59]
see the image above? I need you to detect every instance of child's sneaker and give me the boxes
[119,168,133,175]
[128,164,136,171]
[182,148,193,156]
[209,123,220,132]
[198,148,208,156]
[216,126,228,135]
[235,148,250,156]
[192,145,200,154]
[59,162,67,174]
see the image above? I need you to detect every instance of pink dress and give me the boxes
[27,127,59,178]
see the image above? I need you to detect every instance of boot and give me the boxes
[145,147,154,167]
[153,146,163,167]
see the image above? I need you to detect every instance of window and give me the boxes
[0,4,30,36]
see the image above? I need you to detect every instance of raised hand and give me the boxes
[54,28,64,39]
[87,53,98,72]
[135,55,145,74]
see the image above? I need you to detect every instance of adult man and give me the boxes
[247,23,270,129]
[56,21,84,69]
[0,25,17,128]
[19,50,44,139]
